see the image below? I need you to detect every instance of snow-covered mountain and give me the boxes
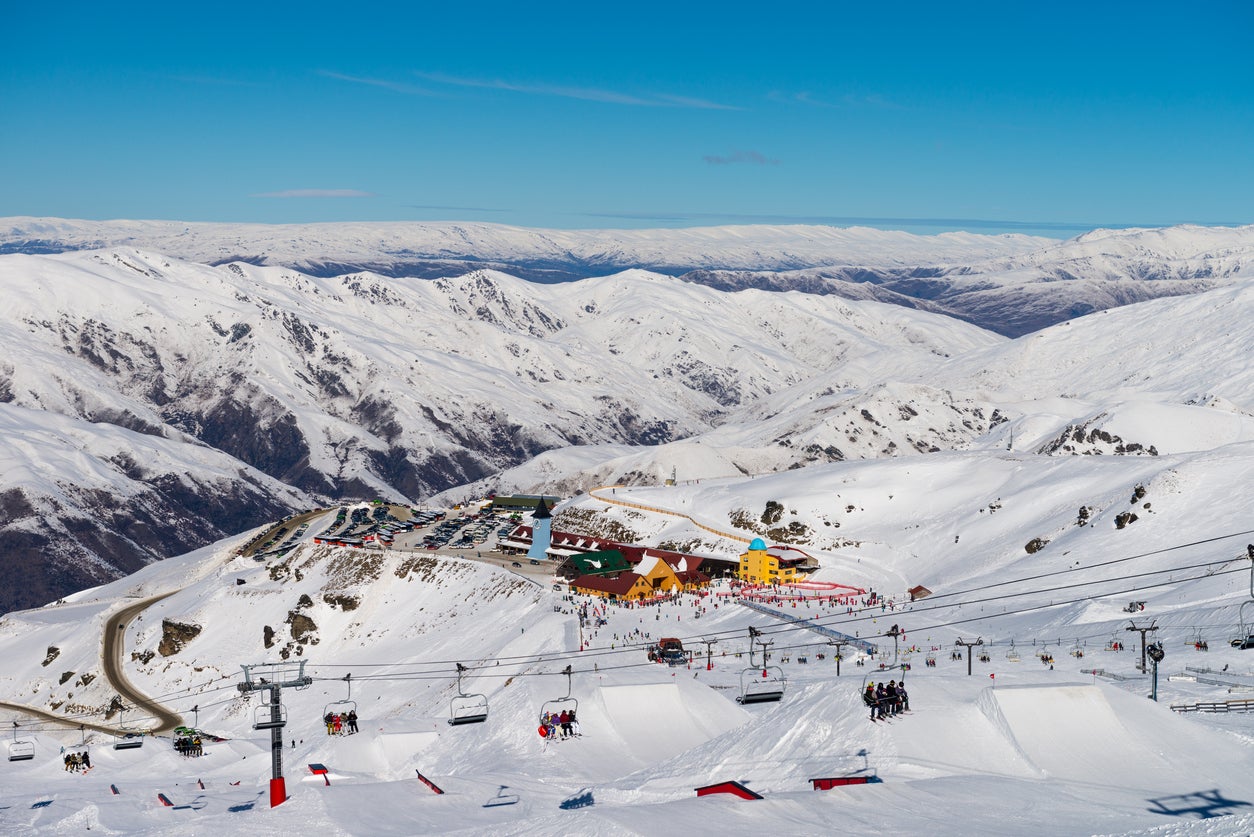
[3,221,1254,833]
[2,221,1254,612]
[0,248,1003,609]
[0,217,1051,279]
[681,223,1254,336]
[5,218,1253,336]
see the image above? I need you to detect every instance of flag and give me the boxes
[989,673,995,679]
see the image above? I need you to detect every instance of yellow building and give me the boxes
[738,538,809,584]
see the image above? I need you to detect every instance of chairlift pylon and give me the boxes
[449,663,489,726]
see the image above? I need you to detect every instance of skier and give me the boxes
[863,683,879,720]
[347,710,358,734]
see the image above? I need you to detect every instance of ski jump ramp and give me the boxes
[977,683,1247,791]
[584,681,750,767]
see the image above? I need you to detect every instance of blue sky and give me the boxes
[2,1,1252,236]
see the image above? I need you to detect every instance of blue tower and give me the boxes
[526,499,552,562]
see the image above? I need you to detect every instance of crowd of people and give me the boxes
[862,680,909,720]
[323,709,359,735]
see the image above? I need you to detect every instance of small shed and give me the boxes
[908,585,933,602]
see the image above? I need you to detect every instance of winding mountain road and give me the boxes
[101,592,183,733]
[0,591,184,737]
[587,485,753,545]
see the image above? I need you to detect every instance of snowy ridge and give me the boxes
[0,217,1051,275]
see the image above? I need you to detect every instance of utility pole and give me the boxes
[955,637,984,676]
[1125,621,1159,674]
[700,638,718,671]
[238,661,312,808]
[828,640,850,677]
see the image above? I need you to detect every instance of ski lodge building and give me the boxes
[567,548,709,601]
[736,538,817,584]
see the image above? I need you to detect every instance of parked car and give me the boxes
[511,561,522,568]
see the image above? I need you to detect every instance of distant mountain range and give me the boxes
[4,218,1252,336]
[1,218,1252,612]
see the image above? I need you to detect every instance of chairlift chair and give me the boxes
[8,722,34,762]
[323,673,358,719]
[1190,628,1209,651]
[449,663,489,726]
[539,665,579,722]
[112,706,146,749]
[1232,601,1254,648]
[737,665,786,704]
[1069,639,1085,658]
[252,703,287,731]
[860,663,908,693]
[1006,641,1021,663]
[113,731,145,750]
[736,626,786,704]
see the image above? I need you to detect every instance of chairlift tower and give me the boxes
[1125,621,1159,674]
[237,661,312,808]
[700,638,718,671]
[827,640,850,677]
[886,624,902,665]
[955,637,984,676]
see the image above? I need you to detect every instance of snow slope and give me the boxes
[3,421,1254,836]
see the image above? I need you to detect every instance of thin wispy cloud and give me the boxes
[703,150,779,166]
[253,189,375,199]
[405,204,508,213]
[416,71,739,110]
[319,70,435,96]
